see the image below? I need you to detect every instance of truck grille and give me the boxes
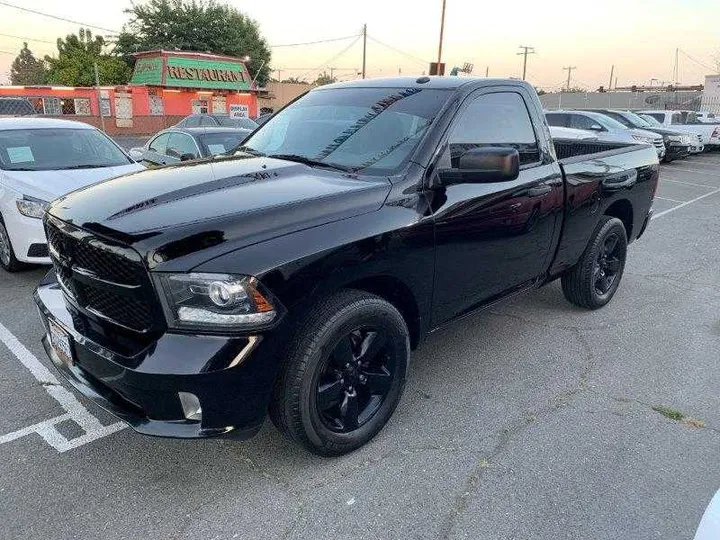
[652,139,664,150]
[45,215,159,334]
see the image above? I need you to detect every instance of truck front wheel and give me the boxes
[561,216,628,309]
[269,289,410,456]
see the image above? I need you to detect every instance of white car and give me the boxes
[640,110,720,149]
[0,118,143,271]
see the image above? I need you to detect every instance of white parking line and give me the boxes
[655,196,685,203]
[0,322,125,452]
[652,187,720,219]
[661,178,718,189]
[663,167,720,177]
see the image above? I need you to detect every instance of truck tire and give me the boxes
[561,216,627,309]
[0,218,23,272]
[269,289,410,456]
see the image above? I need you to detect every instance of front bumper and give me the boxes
[665,144,690,160]
[34,273,280,439]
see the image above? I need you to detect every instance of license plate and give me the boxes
[49,320,74,367]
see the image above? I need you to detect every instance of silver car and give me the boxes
[545,110,665,158]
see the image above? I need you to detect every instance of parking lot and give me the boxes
[1,153,718,539]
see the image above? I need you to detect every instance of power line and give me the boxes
[296,35,361,82]
[0,1,119,34]
[0,32,55,45]
[270,34,360,48]
[678,49,716,73]
[366,35,429,68]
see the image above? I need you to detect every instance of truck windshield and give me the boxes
[239,87,451,174]
[621,111,654,128]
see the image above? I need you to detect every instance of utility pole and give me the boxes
[361,23,367,79]
[437,0,447,65]
[275,69,282,81]
[485,66,489,77]
[517,45,535,80]
[94,62,105,133]
[675,47,679,84]
[563,66,576,91]
[398,67,402,76]
[608,65,614,90]
[330,67,336,80]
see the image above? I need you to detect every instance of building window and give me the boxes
[191,99,209,114]
[61,99,76,115]
[74,98,91,116]
[149,95,164,115]
[42,97,62,115]
[100,98,111,117]
[212,95,227,114]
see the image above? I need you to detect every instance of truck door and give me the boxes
[429,88,563,325]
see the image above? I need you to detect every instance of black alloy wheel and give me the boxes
[315,328,395,433]
[269,289,409,456]
[561,216,627,309]
[593,233,623,296]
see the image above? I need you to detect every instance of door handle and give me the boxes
[527,185,552,197]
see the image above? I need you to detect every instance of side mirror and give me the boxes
[180,153,196,162]
[439,147,520,185]
[128,148,144,161]
[588,124,604,131]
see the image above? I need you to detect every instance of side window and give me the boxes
[167,133,199,158]
[647,113,664,123]
[569,114,601,131]
[671,113,682,125]
[448,92,539,166]
[200,115,216,127]
[545,113,569,127]
[148,133,171,154]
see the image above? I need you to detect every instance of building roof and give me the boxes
[0,117,97,130]
[132,49,248,63]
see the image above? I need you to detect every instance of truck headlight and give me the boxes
[154,273,283,332]
[666,135,682,143]
[632,135,654,144]
[16,196,49,219]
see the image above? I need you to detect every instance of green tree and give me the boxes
[116,0,271,85]
[45,28,131,86]
[313,71,337,86]
[10,43,48,85]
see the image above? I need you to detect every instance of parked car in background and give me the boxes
[132,127,250,167]
[545,110,665,158]
[549,126,598,141]
[254,113,273,126]
[694,111,718,124]
[639,110,720,150]
[586,109,691,161]
[0,97,36,117]
[638,114,703,154]
[176,114,258,131]
[35,77,659,456]
[0,118,143,271]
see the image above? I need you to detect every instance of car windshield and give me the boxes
[216,116,258,130]
[199,132,250,155]
[621,111,654,128]
[239,87,451,174]
[640,113,664,125]
[0,128,131,171]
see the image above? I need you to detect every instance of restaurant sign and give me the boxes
[131,55,251,90]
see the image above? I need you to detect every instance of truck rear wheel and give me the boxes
[561,216,627,309]
[269,289,410,456]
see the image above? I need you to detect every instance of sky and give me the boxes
[1,0,718,89]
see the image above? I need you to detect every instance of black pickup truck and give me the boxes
[35,77,659,456]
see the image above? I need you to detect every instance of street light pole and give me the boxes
[361,24,367,79]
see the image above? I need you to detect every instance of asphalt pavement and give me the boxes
[1,154,719,540]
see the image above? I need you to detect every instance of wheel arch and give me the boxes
[604,199,633,240]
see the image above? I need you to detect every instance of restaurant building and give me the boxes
[0,50,259,135]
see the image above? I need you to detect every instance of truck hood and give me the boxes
[2,162,144,202]
[47,156,391,268]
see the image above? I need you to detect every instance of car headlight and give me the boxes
[16,196,49,219]
[154,273,283,332]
